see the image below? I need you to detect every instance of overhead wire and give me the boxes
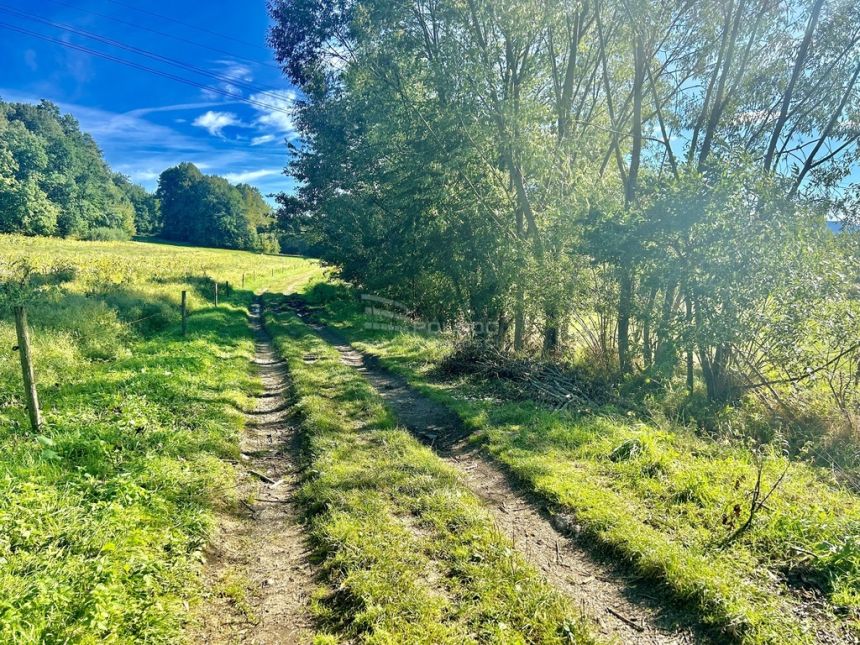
[40,0,282,70]
[103,0,272,52]
[0,20,295,117]
[0,3,292,104]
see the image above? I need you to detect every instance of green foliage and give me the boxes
[114,174,161,235]
[0,234,320,641]
[0,99,144,239]
[235,183,274,231]
[268,0,860,431]
[157,163,277,253]
[86,226,132,242]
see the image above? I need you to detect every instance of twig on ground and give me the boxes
[248,469,276,484]
[606,607,644,631]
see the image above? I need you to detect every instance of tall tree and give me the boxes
[0,98,136,238]
[157,163,270,252]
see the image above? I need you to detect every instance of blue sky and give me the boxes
[0,0,298,199]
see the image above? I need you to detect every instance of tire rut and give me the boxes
[195,301,315,644]
[282,297,712,644]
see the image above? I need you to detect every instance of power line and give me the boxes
[41,0,282,70]
[0,4,293,105]
[103,0,272,53]
[0,21,295,116]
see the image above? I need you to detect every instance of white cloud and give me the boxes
[193,110,242,136]
[125,101,229,118]
[217,60,254,82]
[250,89,297,134]
[251,134,277,146]
[223,168,281,183]
[59,34,93,84]
[201,60,254,100]
[127,169,161,182]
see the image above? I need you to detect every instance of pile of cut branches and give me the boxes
[440,340,611,411]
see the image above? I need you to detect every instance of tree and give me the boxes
[269,0,860,409]
[157,162,205,244]
[114,174,161,235]
[0,98,137,239]
[156,163,267,252]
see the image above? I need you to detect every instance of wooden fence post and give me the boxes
[214,281,219,307]
[181,290,188,336]
[13,306,42,432]
[242,273,245,288]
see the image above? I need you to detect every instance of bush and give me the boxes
[258,232,281,255]
[86,227,131,242]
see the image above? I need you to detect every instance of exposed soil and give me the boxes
[282,296,711,644]
[194,301,315,644]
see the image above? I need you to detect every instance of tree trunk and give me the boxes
[496,311,510,349]
[513,283,525,351]
[543,306,560,355]
[655,282,677,369]
[685,291,694,394]
[763,0,825,172]
[642,285,658,368]
[618,268,633,374]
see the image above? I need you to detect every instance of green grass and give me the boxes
[0,235,321,642]
[300,281,860,644]
[214,568,257,623]
[263,293,596,644]
[3,236,855,643]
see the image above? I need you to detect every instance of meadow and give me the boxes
[0,235,319,641]
[1,234,856,644]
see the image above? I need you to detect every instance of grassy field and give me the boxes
[3,234,856,643]
[0,235,320,641]
[263,293,596,644]
[300,281,860,644]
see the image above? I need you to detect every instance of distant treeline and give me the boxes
[156,162,278,253]
[0,98,281,252]
[0,99,141,240]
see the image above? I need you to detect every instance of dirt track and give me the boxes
[195,301,315,644]
[283,296,710,644]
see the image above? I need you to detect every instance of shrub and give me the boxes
[86,227,131,242]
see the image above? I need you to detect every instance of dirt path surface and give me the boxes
[195,301,314,644]
[281,297,709,644]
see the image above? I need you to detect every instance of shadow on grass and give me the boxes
[1,282,264,487]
